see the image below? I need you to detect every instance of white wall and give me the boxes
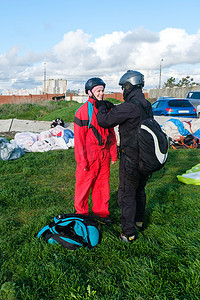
[148,86,200,99]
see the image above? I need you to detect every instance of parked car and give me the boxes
[152,98,197,118]
[156,96,174,100]
[197,104,200,118]
[186,91,200,109]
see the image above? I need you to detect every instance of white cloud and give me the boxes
[91,31,125,60]
[1,27,200,92]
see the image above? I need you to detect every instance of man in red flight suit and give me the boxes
[74,78,117,223]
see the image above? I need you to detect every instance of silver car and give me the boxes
[186,91,200,109]
[197,104,200,118]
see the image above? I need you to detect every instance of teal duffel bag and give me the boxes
[36,214,101,250]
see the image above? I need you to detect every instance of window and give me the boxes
[168,100,192,107]
[157,101,165,108]
[190,92,200,99]
[152,102,159,108]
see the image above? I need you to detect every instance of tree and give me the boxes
[164,77,176,88]
[164,76,199,88]
[177,76,196,87]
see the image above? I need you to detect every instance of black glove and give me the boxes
[104,101,115,110]
[95,100,115,110]
[95,100,106,109]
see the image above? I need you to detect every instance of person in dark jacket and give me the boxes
[74,77,117,223]
[97,70,152,242]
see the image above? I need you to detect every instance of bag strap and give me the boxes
[47,233,86,250]
[36,225,51,238]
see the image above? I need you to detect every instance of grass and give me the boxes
[0,101,200,299]
[0,98,121,123]
[0,101,81,123]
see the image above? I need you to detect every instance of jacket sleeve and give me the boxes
[97,102,138,128]
[109,128,117,162]
[74,107,89,169]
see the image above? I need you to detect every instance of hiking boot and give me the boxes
[120,233,135,243]
[135,221,143,231]
[101,217,112,224]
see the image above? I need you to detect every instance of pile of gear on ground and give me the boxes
[0,119,74,161]
[161,118,200,185]
[162,118,200,149]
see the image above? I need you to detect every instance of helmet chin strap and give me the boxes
[90,91,103,101]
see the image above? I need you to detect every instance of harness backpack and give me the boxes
[36,214,100,250]
[122,100,168,176]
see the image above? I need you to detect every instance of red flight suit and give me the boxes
[74,97,117,217]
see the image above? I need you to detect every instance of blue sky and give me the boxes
[1,0,200,92]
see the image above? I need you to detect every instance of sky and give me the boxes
[0,0,200,93]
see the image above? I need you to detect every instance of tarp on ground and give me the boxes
[177,163,200,185]
[162,118,200,140]
[0,137,25,161]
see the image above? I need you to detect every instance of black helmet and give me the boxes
[119,70,144,88]
[85,77,106,94]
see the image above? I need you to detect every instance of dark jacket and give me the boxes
[97,88,152,163]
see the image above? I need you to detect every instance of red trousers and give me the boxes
[75,151,110,217]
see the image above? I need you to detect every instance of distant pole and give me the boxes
[159,58,163,89]
[43,62,46,94]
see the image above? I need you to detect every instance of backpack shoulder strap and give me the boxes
[134,99,153,120]
[88,101,94,128]
[120,100,151,150]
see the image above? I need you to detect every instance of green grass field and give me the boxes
[0,101,200,299]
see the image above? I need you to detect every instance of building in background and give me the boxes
[2,87,43,95]
[2,79,67,95]
[44,79,67,94]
